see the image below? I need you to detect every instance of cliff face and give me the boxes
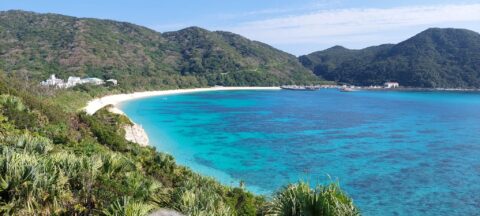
[106,105,149,146]
[124,123,149,146]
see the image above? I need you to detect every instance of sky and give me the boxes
[1,0,480,55]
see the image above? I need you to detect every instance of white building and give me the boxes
[81,77,105,85]
[41,74,64,87]
[106,79,118,86]
[384,82,399,88]
[66,76,82,88]
[41,74,114,88]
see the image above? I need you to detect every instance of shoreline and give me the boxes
[84,86,280,147]
[81,85,480,195]
[84,85,479,115]
[84,86,281,115]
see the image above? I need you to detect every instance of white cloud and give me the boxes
[228,4,480,54]
[216,0,339,20]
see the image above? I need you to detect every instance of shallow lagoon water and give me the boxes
[121,89,480,215]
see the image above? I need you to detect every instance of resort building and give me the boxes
[384,82,400,88]
[41,74,114,88]
[66,76,82,88]
[81,77,105,85]
[106,79,118,86]
[41,74,64,87]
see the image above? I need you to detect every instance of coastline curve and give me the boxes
[84,86,281,115]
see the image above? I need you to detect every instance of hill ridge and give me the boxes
[300,28,480,88]
[0,10,318,89]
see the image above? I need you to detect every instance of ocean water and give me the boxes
[120,89,480,215]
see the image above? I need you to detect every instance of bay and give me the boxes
[120,89,480,215]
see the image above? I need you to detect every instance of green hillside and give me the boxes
[0,10,319,90]
[300,28,480,88]
[0,67,358,216]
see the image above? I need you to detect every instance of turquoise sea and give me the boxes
[120,89,480,215]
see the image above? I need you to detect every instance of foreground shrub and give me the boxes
[267,181,360,216]
[172,175,234,216]
[102,196,156,216]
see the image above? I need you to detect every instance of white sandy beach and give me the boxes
[84,86,280,115]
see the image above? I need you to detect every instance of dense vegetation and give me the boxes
[300,28,480,88]
[268,182,359,216]
[0,10,320,90]
[0,76,263,215]
[0,74,358,215]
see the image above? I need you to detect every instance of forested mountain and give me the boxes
[300,28,480,88]
[3,10,480,89]
[0,10,318,89]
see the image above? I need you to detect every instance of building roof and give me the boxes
[83,77,103,81]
